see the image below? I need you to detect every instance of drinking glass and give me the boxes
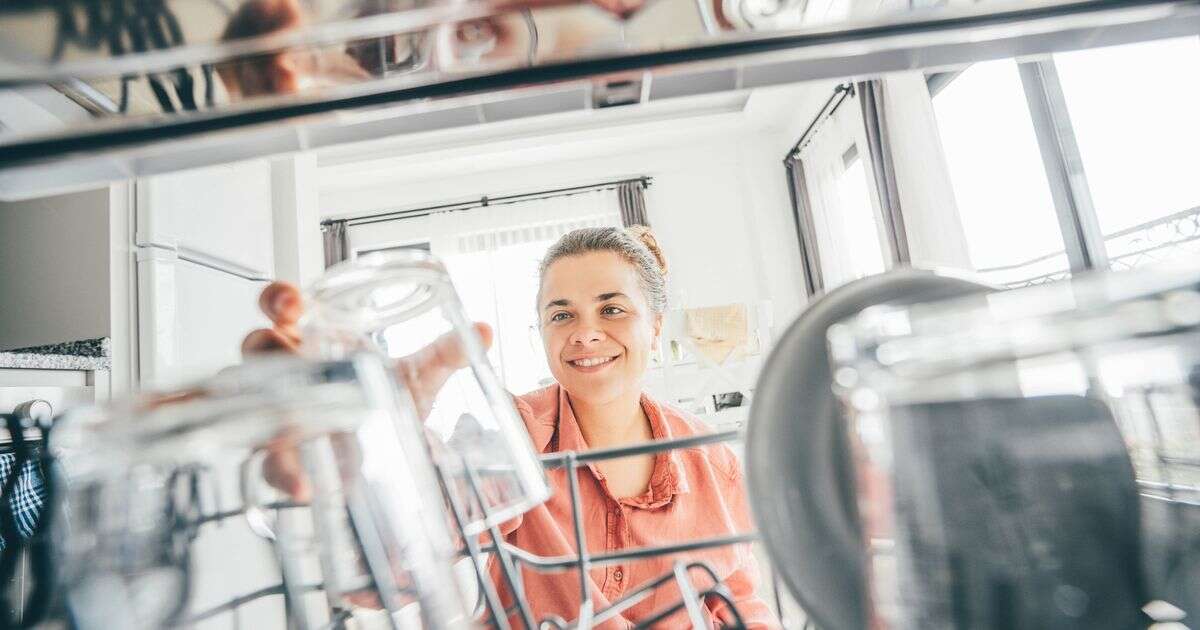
[304,250,551,535]
[826,267,1200,629]
[50,355,472,630]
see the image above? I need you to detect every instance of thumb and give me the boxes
[473,322,494,353]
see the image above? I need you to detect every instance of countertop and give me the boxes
[0,338,112,370]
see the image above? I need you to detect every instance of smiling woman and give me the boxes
[240,225,775,627]
[484,226,778,628]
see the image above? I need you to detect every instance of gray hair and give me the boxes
[538,226,669,314]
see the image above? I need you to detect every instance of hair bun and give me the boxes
[624,225,668,277]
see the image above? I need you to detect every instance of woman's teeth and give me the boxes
[571,356,615,367]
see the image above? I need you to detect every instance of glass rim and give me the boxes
[52,356,378,476]
[306,249,454,333]
[829,264,1200,383]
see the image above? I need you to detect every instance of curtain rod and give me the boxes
[783,82,854,164]
[324,176,652,228]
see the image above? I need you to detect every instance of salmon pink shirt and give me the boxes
[489,384,778,629]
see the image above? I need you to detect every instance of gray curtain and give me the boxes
[857,80,911,265]
[784,160,824,297]
[617,180,649,227]
[322,220,349,268]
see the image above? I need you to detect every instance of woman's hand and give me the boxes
[241,280,494,500]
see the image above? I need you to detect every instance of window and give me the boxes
[1054,37,1200,270]
[442,239,560,395]
[931,59,1072,287]
[790,87,893,293]
[349,189,622,397]
[927,37,1200,286]
[835,146,887,279]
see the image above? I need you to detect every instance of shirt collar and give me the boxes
[553,385,689,508]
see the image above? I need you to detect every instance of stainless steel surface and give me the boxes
[2,0,1198,199]
[0,1,1142,83]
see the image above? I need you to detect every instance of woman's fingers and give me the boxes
[241,328,301,356]
[259,281,304,330]
[399,322,494,417]
[243,282,305,357]
[262,442,313,503]
[590,0,646,18]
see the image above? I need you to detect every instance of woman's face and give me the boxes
[539,251,662,407]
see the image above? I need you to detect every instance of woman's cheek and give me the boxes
[544,328,569,376]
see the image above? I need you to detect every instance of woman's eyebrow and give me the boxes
[596,292,628,301]
[543,298,570,311]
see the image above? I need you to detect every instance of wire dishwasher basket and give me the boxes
[0,377,758,630]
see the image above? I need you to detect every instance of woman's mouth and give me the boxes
[567,355,618,371]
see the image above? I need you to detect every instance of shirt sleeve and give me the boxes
[705,450,781,630]
[492,391,550,538]
[707,558,780,630]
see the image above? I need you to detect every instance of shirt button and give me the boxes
[613,569,623,581]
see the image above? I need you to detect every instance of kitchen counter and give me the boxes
[0,338,111,370]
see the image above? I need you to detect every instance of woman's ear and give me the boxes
[651,313,664,351]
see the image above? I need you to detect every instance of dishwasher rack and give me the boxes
[446,429,756,630]
[27,429,759,630]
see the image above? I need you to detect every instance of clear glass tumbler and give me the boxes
[50,355,472,630]
[304,250,551,535]
[827,267,1200,630]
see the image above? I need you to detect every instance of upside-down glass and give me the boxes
[49,356,472,630]
[304,250,551,535]
[826,267,1200,629]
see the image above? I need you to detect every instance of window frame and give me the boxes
[928,58,1114,278]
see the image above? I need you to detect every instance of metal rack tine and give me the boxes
[479,430,757,630]
[461,457,538,630]
[437,462,513,630]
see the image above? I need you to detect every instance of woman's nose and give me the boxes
[568,324,605,345]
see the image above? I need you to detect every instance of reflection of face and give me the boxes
[437,13,531,69]
[539,252,661,406]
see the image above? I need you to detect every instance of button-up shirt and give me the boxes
[489,385,777,629]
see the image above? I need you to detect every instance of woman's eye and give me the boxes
[602,306,625,316]
[550,312,571,322]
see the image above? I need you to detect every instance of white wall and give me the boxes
[317,107,810,335]
[108,183,137,395]
[271,155,325,287]
[0,188,112,350]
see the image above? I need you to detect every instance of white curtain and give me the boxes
[428,190,622,257]
[878,71,973,271]
[428,188,622,394]
[798,90,891,290]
